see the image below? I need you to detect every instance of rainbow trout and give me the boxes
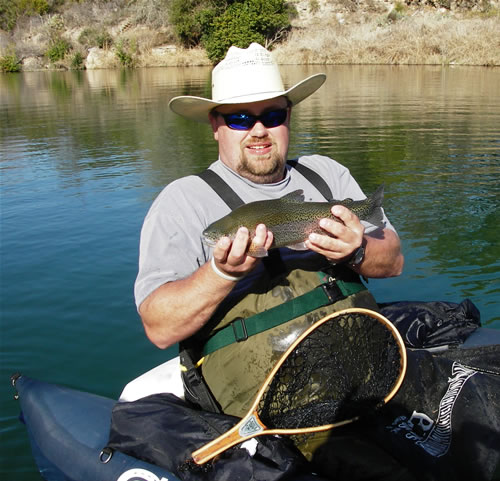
[202,184,385,257]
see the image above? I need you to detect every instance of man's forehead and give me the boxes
[213,97,289,115]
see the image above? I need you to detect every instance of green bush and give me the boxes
[96,31,113,49]
[115,40,135,68]
[0,0,50,31]
[205,0,292,63]
[394,1,407,13]
[46,38,71,63]
[78,28,113,49]
[0,52,22,72]
[70,51,84,69]
[169,0,209,47]
[169,0,293,63]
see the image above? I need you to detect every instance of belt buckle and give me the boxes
[231,317,248,342]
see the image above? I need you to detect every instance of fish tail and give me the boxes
[366,184,385,228]
[371,183,385,208]
[366,206,384,228]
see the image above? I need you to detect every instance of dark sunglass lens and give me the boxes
[224,113,256,130]
[222,109,287,130]
[262,109,287,128]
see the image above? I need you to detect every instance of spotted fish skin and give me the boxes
[202,184,385,257]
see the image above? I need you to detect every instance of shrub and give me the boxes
[169,0,293,63]
[78,28,113,49]
[96,31,113,49]
[46,38,71,62]
[70,51,84,69]
[394,1,407,13]
[0,52,22,72]
[169,0,209,47]
[115,40,135,68]
[309,0,320,14]
[0,0,50,31]
[131,0,170,28]
[387,2,407,22]
[78,28,96,47]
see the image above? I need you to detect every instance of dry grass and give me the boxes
[273,10,500,66]
[140,46,211,67]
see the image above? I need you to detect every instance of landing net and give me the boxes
[258,310,403,430]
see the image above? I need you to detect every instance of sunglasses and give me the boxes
[220,109,288,131]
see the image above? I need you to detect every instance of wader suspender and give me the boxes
[287,159,333,201]
[197,159,334,209]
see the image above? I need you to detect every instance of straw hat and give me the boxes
[169,43,326,123]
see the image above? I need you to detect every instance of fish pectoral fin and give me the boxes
[287,242,309,251]
[280,190,305,203]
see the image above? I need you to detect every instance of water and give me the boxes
[1,65,499,478]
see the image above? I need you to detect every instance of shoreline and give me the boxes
[1,1,499,71]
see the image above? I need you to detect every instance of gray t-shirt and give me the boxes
[134,155,395,309]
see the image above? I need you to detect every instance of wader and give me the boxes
[181,160,379,459]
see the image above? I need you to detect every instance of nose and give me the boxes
[248,120,268,137]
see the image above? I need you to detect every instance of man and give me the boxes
[135,43,404,466]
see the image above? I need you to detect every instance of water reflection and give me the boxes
[1,63,499,479]
[1,65,499,326]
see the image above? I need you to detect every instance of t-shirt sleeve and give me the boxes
[134,178,212,309]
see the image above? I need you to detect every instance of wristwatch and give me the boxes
[348,246,365,267]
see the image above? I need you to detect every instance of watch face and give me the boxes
[351,246,365,265]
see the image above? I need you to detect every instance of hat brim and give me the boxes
[169,73,326,123]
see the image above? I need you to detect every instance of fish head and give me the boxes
[202,216,240,247]
[202,226,222,247]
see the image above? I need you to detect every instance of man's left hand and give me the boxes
[305,205,364,264]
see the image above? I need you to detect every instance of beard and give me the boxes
[236,140,286,184]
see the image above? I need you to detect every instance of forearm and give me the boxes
[139,225,272,349]
[139,261,236,349]
[357,228,404,278]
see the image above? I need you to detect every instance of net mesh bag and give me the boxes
[258,311,403,430]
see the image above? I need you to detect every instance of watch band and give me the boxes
[348,246,365,267]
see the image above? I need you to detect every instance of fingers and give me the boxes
[228,227,252,263]
[306,206,364,262]
[253,223,268,249]
[249,223,274,257]
[212,225,270,276]
[329,205,360,233]
[263,227,274,250]
[213,227,250,265]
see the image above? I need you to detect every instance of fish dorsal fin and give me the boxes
[280,190,305,203]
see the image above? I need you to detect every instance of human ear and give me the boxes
[209,112,219,141]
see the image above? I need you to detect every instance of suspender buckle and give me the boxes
[231,317,249,342]
[321,279,345,304]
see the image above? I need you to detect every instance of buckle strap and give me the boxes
[321,281,344,303]
[231,317,248,342]
[202,278,365,356]
[179,347,222,413]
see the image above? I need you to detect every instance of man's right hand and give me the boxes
[212,223,273,280]
[139,224,273,349]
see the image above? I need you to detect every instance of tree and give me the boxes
[169,0,294,63]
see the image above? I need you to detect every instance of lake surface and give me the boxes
[1,65,499,478]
